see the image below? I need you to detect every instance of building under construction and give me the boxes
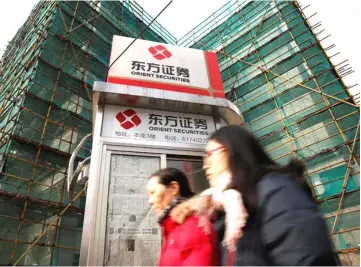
[178,1,360,264]
[0,0,359,265]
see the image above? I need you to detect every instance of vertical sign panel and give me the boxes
[104,155,161,266]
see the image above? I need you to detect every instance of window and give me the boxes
[167,156,208,193]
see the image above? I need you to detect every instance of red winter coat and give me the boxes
[158,215,220,266]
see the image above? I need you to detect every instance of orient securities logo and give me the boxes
[130,44,190,83]
[108,36,225,98]
[104,106,218,145]
[115,109,142,130]
[148,45,172,60]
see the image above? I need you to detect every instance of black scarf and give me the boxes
[157,197,187,223]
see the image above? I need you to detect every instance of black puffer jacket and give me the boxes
[214,173,339,266]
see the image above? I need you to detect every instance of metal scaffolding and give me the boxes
[0,0,359,266]
[178,0,360,265]
[0,1,175,265]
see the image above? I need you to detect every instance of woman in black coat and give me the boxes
[172,125,339,266]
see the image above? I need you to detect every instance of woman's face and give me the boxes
[203,139,230,187]
[146,176,179,217]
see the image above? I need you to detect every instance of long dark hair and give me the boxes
[150,168,195,198]
[209,125,313,208]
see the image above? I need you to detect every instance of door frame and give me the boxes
[82,143,204,266]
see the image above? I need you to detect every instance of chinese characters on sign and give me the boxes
[108,36,225,96]
[146,113,211,144]
[104,106,216,145]
[149,114,207,130]
[131,61,190,83]
[134,133,156,139]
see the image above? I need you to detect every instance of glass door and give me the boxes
[166,155,208,193]
[104,154,162,266]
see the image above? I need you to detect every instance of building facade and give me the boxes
[0,1,174,265]
[179,1,359,264]
[0,0,359,265]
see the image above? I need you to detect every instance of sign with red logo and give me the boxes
[103,105,216,146]
[108,36,225,98]
[115,109,141,130]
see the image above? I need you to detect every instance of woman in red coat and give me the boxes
[147,168,219,266]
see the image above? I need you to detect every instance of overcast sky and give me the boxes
[0,0,359,96]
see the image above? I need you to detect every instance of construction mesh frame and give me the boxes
[0,0,359,265]
[178,0,360,263]
[0,1,174,265]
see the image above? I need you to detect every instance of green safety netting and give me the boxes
[0,1,173,265]
[0,0,359,265]
[180,0,360,255]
